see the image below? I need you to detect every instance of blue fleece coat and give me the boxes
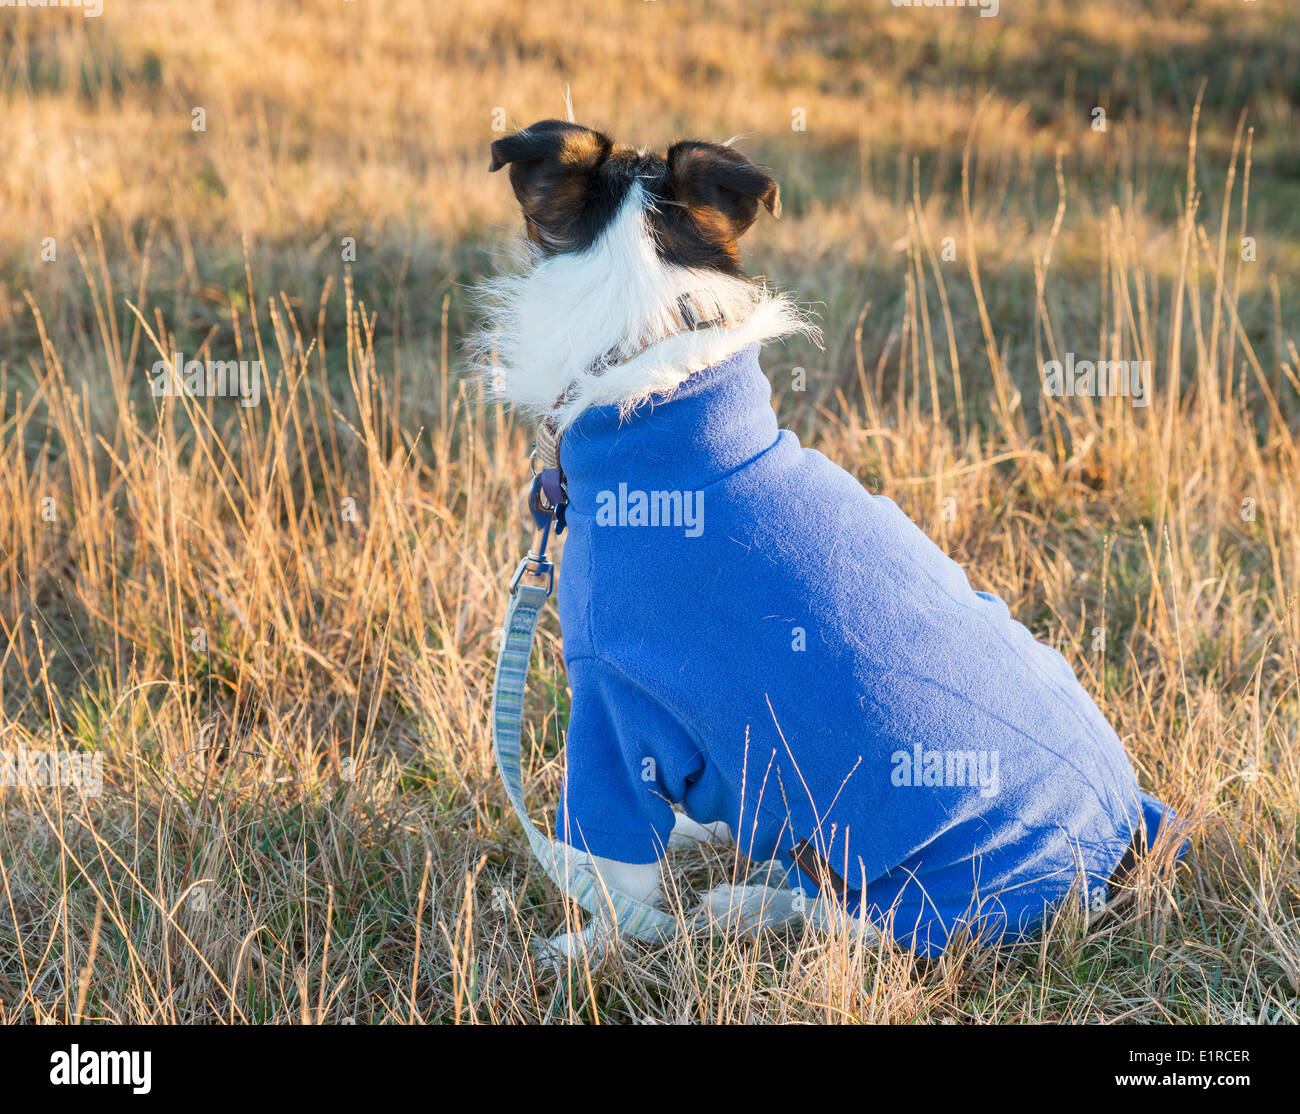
[553,344,1176,955]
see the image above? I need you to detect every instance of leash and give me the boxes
[491,471,688,942]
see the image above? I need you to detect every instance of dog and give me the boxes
[475,118,1180,961]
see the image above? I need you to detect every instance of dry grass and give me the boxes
[1,0,1298,1022]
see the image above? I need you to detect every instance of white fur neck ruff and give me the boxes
[470,183,814,432]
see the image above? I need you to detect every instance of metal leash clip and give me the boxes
[509,469,566,597]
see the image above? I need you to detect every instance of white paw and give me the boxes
[698,883,803,935]
[668,813,733,849]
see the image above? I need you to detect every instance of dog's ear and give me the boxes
[489,119,614,250]
[666,141,782,241]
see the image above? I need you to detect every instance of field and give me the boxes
[1,0,1298,1023]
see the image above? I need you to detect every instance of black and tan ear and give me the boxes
[488,119,613,251]
[666,141,782,240]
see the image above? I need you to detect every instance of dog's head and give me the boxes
[489,119,780,278]
[474,119,812,429]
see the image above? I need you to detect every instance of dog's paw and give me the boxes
[668,812,733,849]
[697,882,802,936]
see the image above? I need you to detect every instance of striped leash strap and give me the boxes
[491,473,683,943]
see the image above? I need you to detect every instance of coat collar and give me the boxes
[558,344,778,514]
